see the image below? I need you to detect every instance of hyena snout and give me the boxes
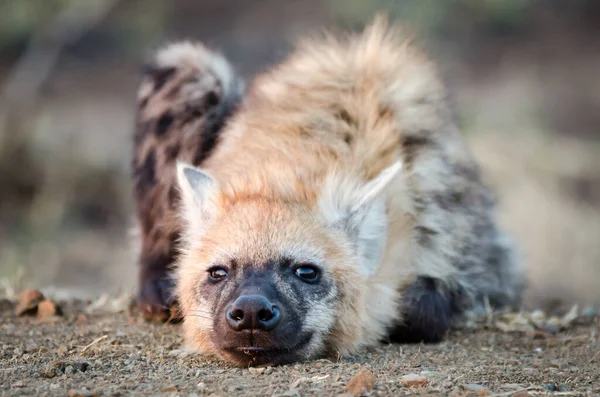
[226,295,281,331]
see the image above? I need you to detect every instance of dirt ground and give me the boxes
[1,294,599,397]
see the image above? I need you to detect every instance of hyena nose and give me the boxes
[227,295,280,331]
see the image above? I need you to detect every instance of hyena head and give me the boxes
[174,161,402,366]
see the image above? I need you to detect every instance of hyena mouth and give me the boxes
[220,332,313,366]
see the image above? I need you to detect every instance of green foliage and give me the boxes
[0,0,68,47]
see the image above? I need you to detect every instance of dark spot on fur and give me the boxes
[379,144,397,160]
[139,97,149,109]
[192,115,224,166]
[207,91,220,106]
[134,149,156,196]
[298,127,311,137]
[450,191,464,205]
[164,142,181,162]
[378,106,394,122]
[168,185,179,209]
[413,196,427,213]
[387,277,454,344]
[148,66,176,92]
[344,133,353,145]
[402,135,432,167]
[454,163,481,182]
[415,225,438,249]
[156,112,174,137]
[337,108,356,126]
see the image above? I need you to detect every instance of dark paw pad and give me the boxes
[387,277,453,344]
[137,276,181,323]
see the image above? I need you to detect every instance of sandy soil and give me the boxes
[1,294,599,397]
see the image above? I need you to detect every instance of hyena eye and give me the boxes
[294,264,320,283]
[208,267,228,282]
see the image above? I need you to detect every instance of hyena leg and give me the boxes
[132,42,243,321]
[388,235,522,342]
[387,276,461,343]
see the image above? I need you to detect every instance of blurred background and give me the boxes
[0,0,599,309]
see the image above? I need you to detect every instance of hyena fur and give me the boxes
[131,17,525,366]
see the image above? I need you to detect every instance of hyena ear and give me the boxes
[320,161,403,276]
[176,162,220,227]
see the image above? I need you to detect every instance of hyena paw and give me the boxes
[387,276,456,343]
[136,274,181,323]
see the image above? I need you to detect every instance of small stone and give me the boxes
[12,381,25,388]
[37,299,62,319]
[196,382,206,391]
[550,359,562,369]
[401,373,428,388]
[558,384,570,392]
[462,384,491,395]
[42,361,65,378]
[67,390,98,397]
[543,384,557,391]
[57,345,68,357]
[64,365,74,375]
[15,290,44,316]
[76,314,88,325]
[345,369,376,396]
[13,347,23,357]
[248,367,265,375]
[25,341,39,353]
[442,380,453,388]
[163,385,178,392]
[73,360,91,372]
[511,392,530,397]
[264,366,273,375]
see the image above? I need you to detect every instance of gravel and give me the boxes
[1,296,599,396]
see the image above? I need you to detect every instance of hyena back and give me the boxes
[132,17,524,365]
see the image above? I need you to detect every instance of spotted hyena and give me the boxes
[131,17,525,366]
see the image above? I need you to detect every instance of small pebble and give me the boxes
[462,383,492,395]
[15,290,44,316]
[56,345,69,357]
[76,314,88,325]
[543,384,557,391]
[558,384,570,392]
[401,373,428,388]
[345,369,376,396]
[248,367,265,375]
[12,381,25,388]
[37,299,62,318]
